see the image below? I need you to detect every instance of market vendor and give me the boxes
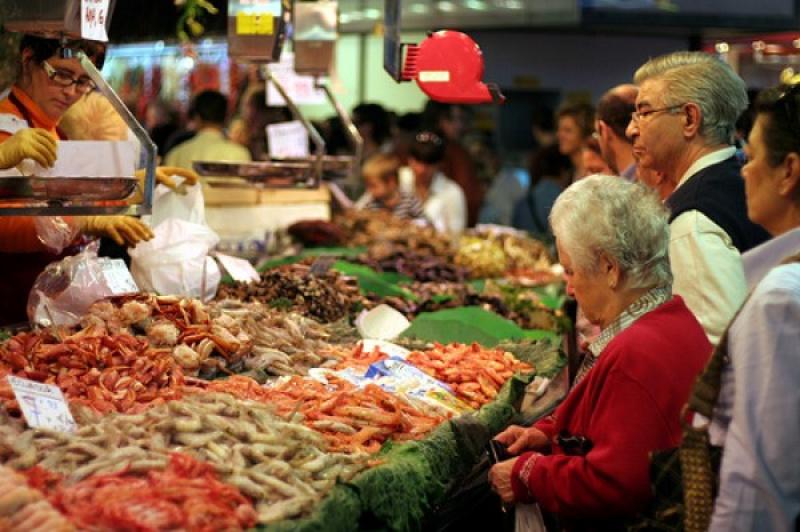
[0,35,186,324]
[488,175,712,528]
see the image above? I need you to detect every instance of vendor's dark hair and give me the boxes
[20,35,106,69]
[754,84,800,166]
[410,130,446,165]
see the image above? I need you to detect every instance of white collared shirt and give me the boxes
[669,146,746,345]
[710,228,800,531]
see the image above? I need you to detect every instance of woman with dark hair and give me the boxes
[0,36,185,324]
[709,80,800,531]
[422,100,483,227]
[405,130,466,233]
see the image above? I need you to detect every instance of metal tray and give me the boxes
[193,160,319,188]
[272,155,356,174]
[0,176,138,202]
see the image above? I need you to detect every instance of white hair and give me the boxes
[549,174,672,291]
[634,51,748,146]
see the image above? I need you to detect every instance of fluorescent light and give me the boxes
[465,0,487,9]
[437,1,456,12]
[363,7,381,19]
[410,3,430,14]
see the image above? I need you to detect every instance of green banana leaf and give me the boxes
[333,261,418,301]
[400,306,558,347]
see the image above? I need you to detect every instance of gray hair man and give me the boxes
[626,51,769,344]
[595,84,638,179]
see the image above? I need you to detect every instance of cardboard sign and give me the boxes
[7,376,77,433]
[81,0,110,42]
[266,120,310,158]
[215,253,260,283]
[266,53,327,106]
[101,258,139,295]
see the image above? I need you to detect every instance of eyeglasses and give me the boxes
[630,103,686,123]
[415,131,443,146]
[41,61,96,94]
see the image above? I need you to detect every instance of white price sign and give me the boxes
[101,258,139,295]
[215,253,260,283]
[7,376,77,434]
[266,53,327,106]
[267,120,310,158]
[81,0,110,42]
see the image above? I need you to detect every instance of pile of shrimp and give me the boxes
[202,375,445,454]
[406,342,534,408]
[49,453,257,532]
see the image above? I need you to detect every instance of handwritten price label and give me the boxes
[81,0,110,42]
[7,376,77,434]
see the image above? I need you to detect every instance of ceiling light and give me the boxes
[437,1,456,12]
[410,3,430,14]
[363,8,381,19]
[496,0,524,9]
[465,0,487,10]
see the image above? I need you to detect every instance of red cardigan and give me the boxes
[511,296,711,522]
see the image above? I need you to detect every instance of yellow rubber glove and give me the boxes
[78,216,154,247]
[134,166,200,194]
[0,128,57,169]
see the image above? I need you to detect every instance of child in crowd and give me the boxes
[356,153,426,220]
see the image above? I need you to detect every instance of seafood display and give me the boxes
[455,231,553,279]
[0,329,183,414]
[406,343,534,408]
[0,392,368,524]
[216,263,360,323]
[50,453,257,532]
[81,294,252,377]
[359,244,468,283]
[0,465,73,532]
[201,375,444,454]
[210,300,341,377]
[0,206,564,529]
[336,210,454,258]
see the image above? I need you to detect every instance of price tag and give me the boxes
[215,253,260,283]
[100,258,139,295]
[266,52,327,106]
[81,0,110,42]
[7,376,77,433]
[267,120,310,158]
[236,12,274,35]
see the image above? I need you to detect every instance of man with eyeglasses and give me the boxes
[626,51,770,345]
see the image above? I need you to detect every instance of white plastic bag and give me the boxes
[27,242,115,327]
[129,218,220,301]
[34,216,80,254]
[144,179,206,227]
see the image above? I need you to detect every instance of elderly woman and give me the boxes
[709,82,800,531]
[489,175,712,527]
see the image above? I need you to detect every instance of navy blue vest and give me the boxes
[666,156,770,253]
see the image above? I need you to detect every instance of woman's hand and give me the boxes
[495,425,549,455]
[0,128,57,169]
[488,458,517,504]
